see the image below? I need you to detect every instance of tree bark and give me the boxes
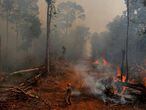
[0,35,2,73]
[125,0,130,81]
[15,21,19,50]
[45,4,53,74]
[5,8,9,71]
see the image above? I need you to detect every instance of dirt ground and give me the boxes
[0,61,145,110]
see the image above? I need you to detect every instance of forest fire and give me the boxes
[93,58,109,66]
[89,58,146,105]
[113,66,128,96]
[1,0,146,109]
[103,58,109,66]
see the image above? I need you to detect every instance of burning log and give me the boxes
[120,82,146,93]
[118,82,146,103]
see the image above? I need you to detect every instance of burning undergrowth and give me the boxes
[73,58,146,105]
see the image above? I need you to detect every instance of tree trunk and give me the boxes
[15,22,19,50]
[5,9,9,71]
[125,0,130,81]
[0,35,2,73]
[121,50,125,81]
[45,4,52,74]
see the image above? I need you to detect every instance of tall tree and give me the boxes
[125,0,130,81]
[0,0,14,71]
[56,1,85,35]
[0,35,1,72]
[0,0,41,71]
[14,0,41,51]
[50,1,86,61]
[144,0,146,6]
[128,0,146,59]
[45,0,55,74]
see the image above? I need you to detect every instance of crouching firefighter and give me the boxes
[64,83,72,105]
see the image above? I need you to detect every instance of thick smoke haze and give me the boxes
[0,0,145,74]
[38,0,126,32]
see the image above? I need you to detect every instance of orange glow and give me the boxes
[94,60,99,65]
[114,66,128,95]
[116,66,121,77]
[103,58,108,65]
[122,75,126,82]
[121,86,128,95]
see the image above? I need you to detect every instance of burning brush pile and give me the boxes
[73,58,146,106]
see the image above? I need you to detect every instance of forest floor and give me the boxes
[0,60,146,110]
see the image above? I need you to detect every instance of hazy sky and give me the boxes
[39,0,126,32]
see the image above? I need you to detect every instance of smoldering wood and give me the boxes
[121,49,125,81]
[120,82,146,94]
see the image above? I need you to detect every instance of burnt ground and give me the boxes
[0,60,146,110]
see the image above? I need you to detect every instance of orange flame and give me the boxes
[103,58,108,65]
[116,66,121,77]
[114,66,128,95]
[94,60,99,65]
[122,75,126,82]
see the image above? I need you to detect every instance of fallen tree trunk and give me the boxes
[19,73,42,90]
[10,66,46,75]
[120,82,146,94]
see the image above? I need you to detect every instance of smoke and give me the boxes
[74,61,136,104]
[75,63,102,94]
[73,39,136,104]
[74,39,114,95]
